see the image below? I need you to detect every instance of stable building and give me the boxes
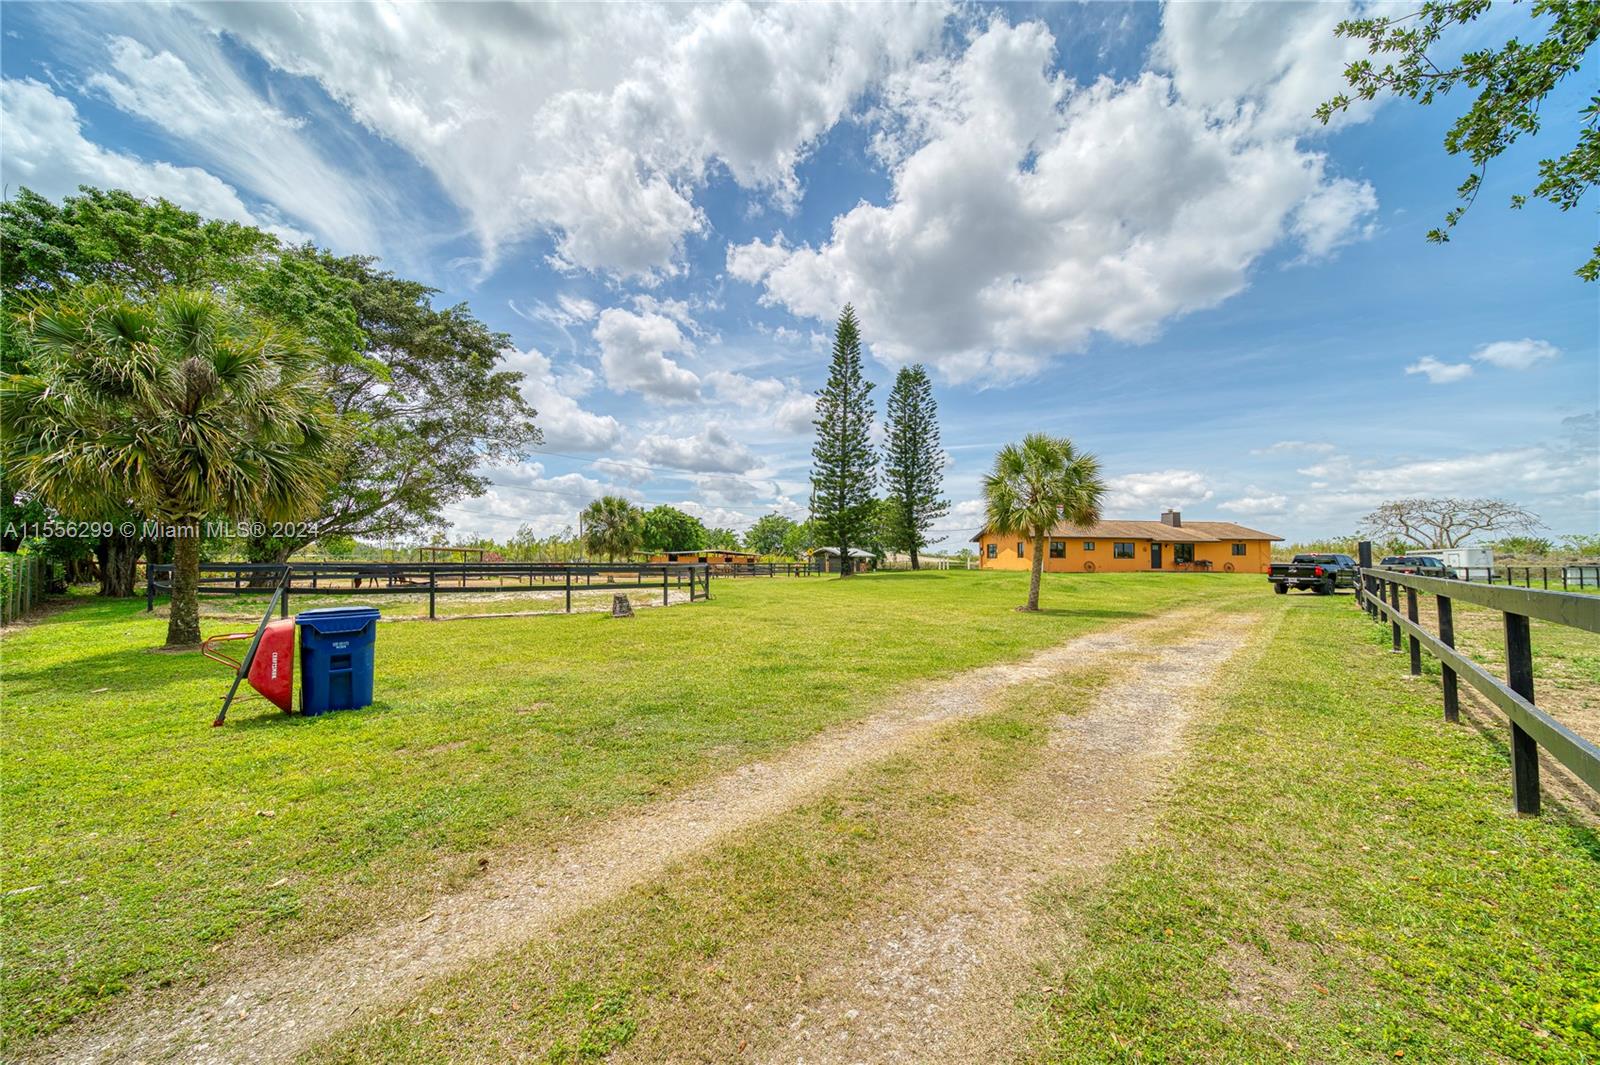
[972,510,1281,574]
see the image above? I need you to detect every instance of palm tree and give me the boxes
[581,495,644,561]
[982,433,1105,612]
[3,285,344,647]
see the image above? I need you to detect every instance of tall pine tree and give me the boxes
[810,304,876,576]
[883,364,949,570]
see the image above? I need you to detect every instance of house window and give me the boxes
[1049,540,1065,558]
[986,543,997,559]
[1016,541,1025,558]
[1113,542,1135,559]
[1174,544,1195,564]
[1083,541,1095,551]
[1232,543,1247,556]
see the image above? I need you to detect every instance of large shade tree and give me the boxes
[0,186,309,594]
[242,249,539,564]
[640,504,708,553]
[744,512,799,556]
[581,496,644,561]
[982,433,1105,612]
[3,286,343,646]
[1358,497,1541,548]
[2,186,541,584]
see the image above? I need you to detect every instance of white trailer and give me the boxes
[1433,547,1494,572]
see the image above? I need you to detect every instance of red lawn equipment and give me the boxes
[202,568,294,726]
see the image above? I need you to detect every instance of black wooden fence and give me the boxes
[718,561,819,577]
[146,561,712,619]
[1353,542,1600,815]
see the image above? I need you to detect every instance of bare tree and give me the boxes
[1358,498,1543,549]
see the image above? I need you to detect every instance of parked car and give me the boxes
[1379,555,1459,579]
[1268,553,1358,595]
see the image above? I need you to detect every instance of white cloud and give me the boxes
[1405,356,1474,385]
[444,460,645,541]
[594,308,702,400]
[637,424,758,473]
[0,78,304,241]
[589,458,652,486]
[497,347,622,452]
[188,1,947,278]
[1152,0,1374,137]
[691,473,769,507]
[83,32,393,253]
[675,499,761,532]
[1106,469,1214,514]
[729,8,1378,382]
[1299,446,1595,498]
[706,370,816,434]
[1252,440,1337,456]
[1471,338,1559,371]
[1292,177,1378,258]
[1218,492,1289,514]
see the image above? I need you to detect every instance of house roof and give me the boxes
[971,518,1283,543]
[812,546,874,557]
[1182,521,1284,541]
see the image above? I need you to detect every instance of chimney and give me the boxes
[1160,509,1181,527]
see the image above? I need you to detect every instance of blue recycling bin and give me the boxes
[295,606,380,715]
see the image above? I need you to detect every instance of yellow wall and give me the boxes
[1191,539,1274,574]
[974,534,1275,574]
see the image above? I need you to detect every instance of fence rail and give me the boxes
[717,561,818,577]
[1,554,53,625]
[1454,564,1600,589]
[1353,543,1600,815]
[146,561,713,619]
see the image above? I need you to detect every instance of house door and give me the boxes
[1151,544,1163,570]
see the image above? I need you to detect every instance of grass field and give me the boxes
[4,573,1597,1062]
[1,570,1229,1043]
[277,591,1600,1065]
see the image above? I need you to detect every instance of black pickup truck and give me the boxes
[1268,553,1358,595]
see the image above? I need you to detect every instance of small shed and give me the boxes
[812,546,875,574]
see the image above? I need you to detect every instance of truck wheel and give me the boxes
[1317,581,1333,595]
[1273,583,1287,594]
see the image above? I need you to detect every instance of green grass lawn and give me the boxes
[294,593,1600,1064]
[1036,596,1600,1062]
[1,569,1236,1043]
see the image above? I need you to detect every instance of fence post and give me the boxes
[1388,579,1402,652]
[281,569,291,619]
[565,568,572,613]
[1503,612,1539,815]
[428,570,437,620]
[663,567,669,606]
[1357,542,1374,619]
[1437,593,1459,723]
[1405,586,1421,676]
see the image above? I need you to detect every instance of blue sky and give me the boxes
[3,1,1595,545]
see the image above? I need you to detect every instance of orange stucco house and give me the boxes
[972,510,1281,574]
